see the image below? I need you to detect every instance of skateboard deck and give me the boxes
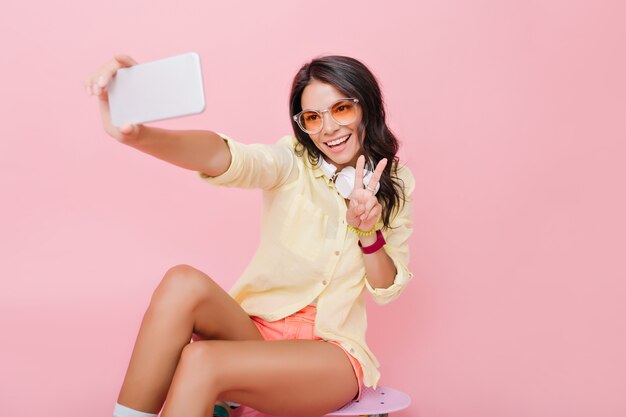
[225,386,410,417]
[326,386,411,416]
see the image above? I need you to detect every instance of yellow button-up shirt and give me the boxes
[199,134,414,388]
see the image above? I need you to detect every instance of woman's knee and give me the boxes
[177,341,225,386]
[150,264,214,309]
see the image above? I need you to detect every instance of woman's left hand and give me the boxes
[346,155,388,232]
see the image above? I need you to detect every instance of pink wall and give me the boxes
[1,1,625,416]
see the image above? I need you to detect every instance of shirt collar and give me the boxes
[313,155,337,186]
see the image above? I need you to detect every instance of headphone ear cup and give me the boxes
[335,166,356,199]
[335,167,378,198]
[318,156,379,198]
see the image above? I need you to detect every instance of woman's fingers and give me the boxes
[366,158,387,194]
[360,197,378,219]
[354,155,366,191]
[85,54,138,97]
[347,210,363,227]
[348,186,382,227]
[360,197,381,221]
[114,53,138,67]
[85,54,143,143]
[84,76,95,95]
[362,204,381,225]
[101,54,137,87]
[119,123,138,135]
[346,198,364,223]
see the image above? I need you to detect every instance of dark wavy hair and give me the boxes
[289,55,406,229]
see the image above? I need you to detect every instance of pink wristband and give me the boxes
[358,230,386,254]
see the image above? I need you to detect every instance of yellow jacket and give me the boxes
[199,134,415,388]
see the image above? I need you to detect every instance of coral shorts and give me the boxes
[250,305,364,400]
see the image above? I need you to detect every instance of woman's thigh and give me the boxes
[153,264,263,341]
[185,339,359,417]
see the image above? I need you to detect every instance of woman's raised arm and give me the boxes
[84,54,230,176]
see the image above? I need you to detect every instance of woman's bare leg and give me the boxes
[117,264,263,413]
[160,339,359,417]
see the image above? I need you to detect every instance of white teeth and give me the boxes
[327,135,350,147]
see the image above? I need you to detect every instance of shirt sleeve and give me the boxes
[197,133,297,190]
[365,165,415,305]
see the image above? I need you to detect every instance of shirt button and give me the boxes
[334,251,340,256]
[322,280,328,285]
[350,348,355,353]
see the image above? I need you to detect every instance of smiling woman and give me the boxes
[289,56,407,229]
[85,54,414,417]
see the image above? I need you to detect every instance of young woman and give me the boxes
[85,54,414,417]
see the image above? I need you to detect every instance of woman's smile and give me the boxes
[301,80,363,170]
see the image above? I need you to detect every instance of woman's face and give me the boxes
[300,79,363,171]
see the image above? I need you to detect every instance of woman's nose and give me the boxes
[322,111,339,134]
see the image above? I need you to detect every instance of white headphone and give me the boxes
[317,157,380,199]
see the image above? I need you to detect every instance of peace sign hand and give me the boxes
[346,155,388,232]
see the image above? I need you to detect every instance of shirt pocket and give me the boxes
[279,193,328,262]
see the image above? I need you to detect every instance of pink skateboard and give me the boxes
[223,386,410,417]
[326,386,411,416]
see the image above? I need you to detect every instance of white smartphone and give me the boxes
[108,52,206,127]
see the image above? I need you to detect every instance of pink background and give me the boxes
[1,1,625,416]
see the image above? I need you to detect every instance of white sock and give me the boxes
[113,402,158,417]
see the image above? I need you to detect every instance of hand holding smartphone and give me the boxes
[107,52,206,127]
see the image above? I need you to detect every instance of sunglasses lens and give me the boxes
[331,100,357,124]
[299,111,323,133]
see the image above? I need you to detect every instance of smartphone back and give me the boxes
[108,52,205,127]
